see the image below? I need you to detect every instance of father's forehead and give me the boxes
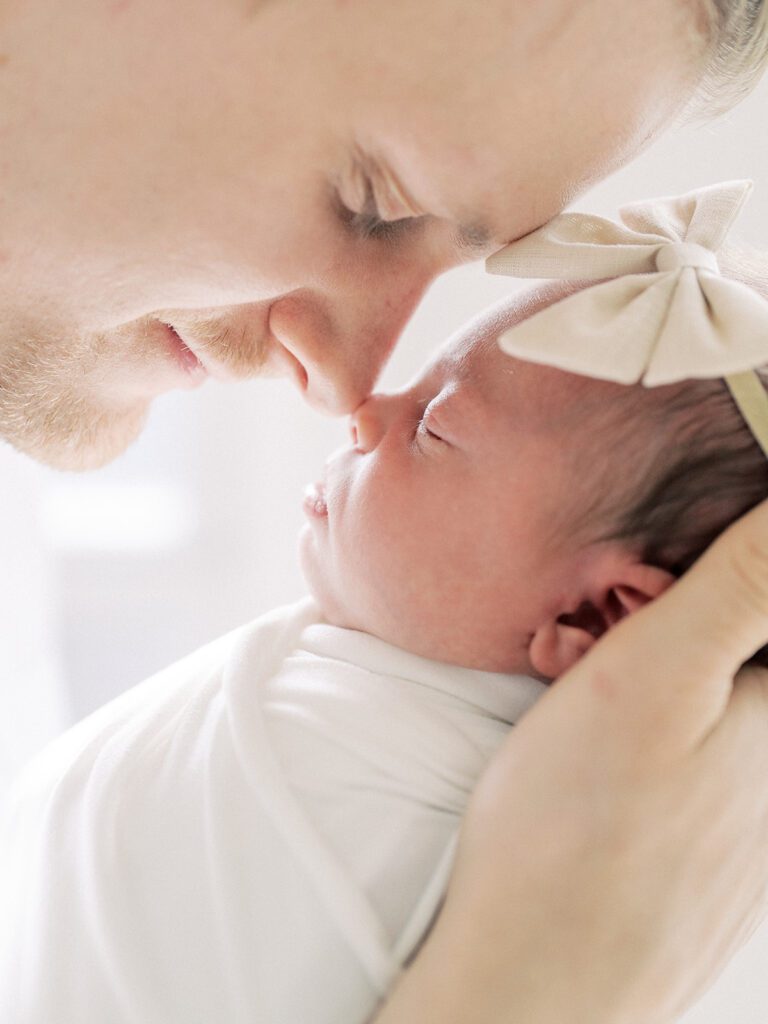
[369,0,697,251]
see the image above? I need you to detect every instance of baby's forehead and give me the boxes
[467,281,589,343]
[431,281,586,377]
[431,289,620,431]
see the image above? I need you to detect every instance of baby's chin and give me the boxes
[297,526,397,637]
[297,524,349,627]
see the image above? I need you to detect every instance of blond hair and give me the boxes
[690,0,768,116]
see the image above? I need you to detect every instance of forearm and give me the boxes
[368,924,524,1024]
[370,949,539,1024]
[369,906,633,1024]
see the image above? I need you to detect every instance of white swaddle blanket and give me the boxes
[0,599,546,1024]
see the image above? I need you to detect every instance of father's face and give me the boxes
[0,0,702,468]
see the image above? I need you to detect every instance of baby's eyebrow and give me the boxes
[430,381,490,444]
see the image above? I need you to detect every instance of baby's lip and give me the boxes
[304,445,355,520]
[302,480,328,519]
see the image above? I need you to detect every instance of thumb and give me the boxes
[555,498,768,752]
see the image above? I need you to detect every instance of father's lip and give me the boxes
[161,322,238,382]
[158,323,207,385]
[162,319,309,394]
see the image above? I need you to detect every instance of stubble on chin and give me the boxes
[0,323,151,471]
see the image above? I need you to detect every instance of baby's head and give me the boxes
[300,273,768,679]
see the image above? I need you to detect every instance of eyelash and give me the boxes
[335,175,419,242]
[416,412,444,445]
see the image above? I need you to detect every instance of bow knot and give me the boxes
[655,242,719,275]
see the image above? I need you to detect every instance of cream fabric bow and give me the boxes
[485,180,768,457]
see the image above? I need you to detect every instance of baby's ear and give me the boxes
[528,563,675,680]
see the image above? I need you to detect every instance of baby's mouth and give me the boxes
[302,480,328,519]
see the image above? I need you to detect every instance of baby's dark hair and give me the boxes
[610,375,768,576]
[578,249,768,666]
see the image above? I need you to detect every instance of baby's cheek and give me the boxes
[346,534,436,640]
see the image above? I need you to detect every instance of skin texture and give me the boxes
[300,293,674,676]
[8,2,768,1022]
[0,0,703,467]
[373,501,768,1023]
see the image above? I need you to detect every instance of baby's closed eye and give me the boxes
[413,406,449,452]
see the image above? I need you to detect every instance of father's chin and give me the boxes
[0,396,150,472]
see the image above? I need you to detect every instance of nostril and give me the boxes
[349,422,359,448]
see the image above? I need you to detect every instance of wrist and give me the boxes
[371,910,582,1024]
[373,900,661,1024]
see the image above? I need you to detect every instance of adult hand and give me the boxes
[373,499,768,1024]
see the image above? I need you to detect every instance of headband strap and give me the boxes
[726,372,768,459]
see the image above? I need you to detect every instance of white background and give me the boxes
[2,76,768,1022]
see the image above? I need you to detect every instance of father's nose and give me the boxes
[269,269,435,415]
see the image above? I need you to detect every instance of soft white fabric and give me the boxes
[0,599,545,1024]
[0,443,68,812]
[485,180,768,386]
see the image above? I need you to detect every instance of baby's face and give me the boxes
[300,289,611,673]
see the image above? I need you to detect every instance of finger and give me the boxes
[552,499,768,752]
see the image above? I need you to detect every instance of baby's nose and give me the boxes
[349,395,388,453]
